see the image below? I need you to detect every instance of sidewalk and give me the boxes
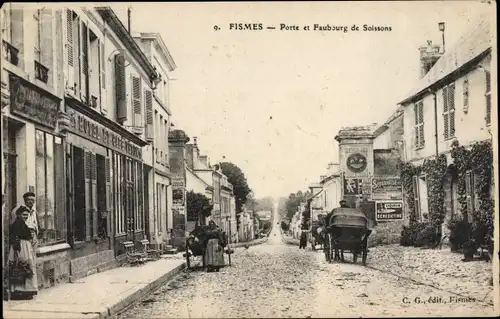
[3,238,269,319]
[3,256,185,319]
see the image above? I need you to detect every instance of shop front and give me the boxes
[2,72,70,292]
[64,98,148,276]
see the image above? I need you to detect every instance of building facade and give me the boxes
[1,5,164,293]
[319,163,342,214]
[399,14,493,234]
[134,32,176,248]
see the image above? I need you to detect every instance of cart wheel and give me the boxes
[362,248,367,266]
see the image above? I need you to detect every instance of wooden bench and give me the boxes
[139,239,162,260]
[123,241,146,266]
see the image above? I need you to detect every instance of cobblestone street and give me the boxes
[116,228,495,318]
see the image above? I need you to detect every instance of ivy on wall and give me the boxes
[422,154,448,229]
[450,140,494,245]
[399,162,421,224]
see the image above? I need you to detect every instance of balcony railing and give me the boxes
[34,60,49,83]
[3,40,19,66]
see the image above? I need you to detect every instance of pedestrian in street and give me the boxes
[204,220,225,272]
[8,206,38,300]
[11,192,39,249]
[299,229,307,249]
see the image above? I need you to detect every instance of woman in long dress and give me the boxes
[204,220,226,272]
[9,206,38,300]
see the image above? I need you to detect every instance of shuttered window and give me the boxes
[99,41,107,114]
[145,89,154,141]
[463,77,469,113]
[443,83,456,139]
[80,21,89,103]
[65,9,75,91]
[115,54,127,123]
[132,75,142,132]
[414,101,425,149]
[412,176,421,220]
[485,70,491,125]
[33,10,41,62]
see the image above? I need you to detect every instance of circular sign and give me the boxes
[346,153,367,173]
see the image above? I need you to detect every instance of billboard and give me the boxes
[375,200,403,221]
[371,177,403,200]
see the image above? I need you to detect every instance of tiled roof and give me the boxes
[335,123,378,141]
[400,13,492,104]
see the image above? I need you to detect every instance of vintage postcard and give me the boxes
[1,1,498,318]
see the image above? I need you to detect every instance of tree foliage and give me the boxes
[186,190,212,222]
[220,161,252,230]
[283,190,310,221]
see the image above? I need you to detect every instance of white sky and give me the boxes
[108,1,490,198]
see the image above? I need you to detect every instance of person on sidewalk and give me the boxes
[11,192,39,249]
[9,206,39,300]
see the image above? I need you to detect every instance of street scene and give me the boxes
[1,1,498,318]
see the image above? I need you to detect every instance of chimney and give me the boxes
[199,155,208,167]
[419,40,442,79]
[127,7,132,33]
[185,144,195,170]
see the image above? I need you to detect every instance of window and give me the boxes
[132,76,142,132]
[412,175,428,222]
[89,30,100,108]
[36,130,66,245]
[463,77,469,113]
[443,83,456,139]
[414,101,424,149]
[114,153,125,235]
[33,9,41,62]
[485,70,491,125]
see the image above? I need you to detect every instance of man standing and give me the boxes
[11,192,39,249]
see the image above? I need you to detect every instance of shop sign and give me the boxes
[375,201,403,221]
[173,189,184,205]
[371,177,403,200]
[343,177,370,195]
[67,106,142,160]
[9,74,60,129]
[172,175,185,188]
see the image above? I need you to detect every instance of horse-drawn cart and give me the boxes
[323,207,373,265]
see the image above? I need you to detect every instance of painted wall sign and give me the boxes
[371,177,403,200]
[346,153,367,173]
[66,106,142,160]
[375,201,403,221]
[172,189,184,205]
[9,74,60,129]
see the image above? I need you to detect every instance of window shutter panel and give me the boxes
[412,176,421,219]
[414,104,419,125]
[105,157,112,237]
[448,83,455,111]
[449,109,455,137]
[442,87,448,112]
[65,9,75,91]
[444,113,449,139]
[115,54,127,122]
[132,75,142,132]
[145,90,154,141]
[80,22,89,103]
[10,8,23,67]
[84,151,92,241]
[485,71,491,124]
[91,153,98,239]
[99,41,107,114]
[40,9,53,85]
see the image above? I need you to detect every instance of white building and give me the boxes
[398,14,493,232]
[133,32,176,247]
[319,163,342,214]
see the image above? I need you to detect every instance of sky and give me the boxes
[108,1,491,199]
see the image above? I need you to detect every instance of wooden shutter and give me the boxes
[84,151,92,241]
[485,71,491,124]
[115,54,127,122]
[40,9,53,83]
[145,90,154,141]
[65,9,75,91]
[443,87,449,139]
[449,84,455,137]
[465,171,474,223]
[132,75,142,131]
[412,176,421,220]
[80,21,89,104]
[105,157,113,237]
[91,153,98,239]
[99,40,107,114]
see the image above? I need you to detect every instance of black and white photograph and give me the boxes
[1,1,498,318]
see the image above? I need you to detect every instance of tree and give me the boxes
[220,162,252,229]
[186,190,212,224]
[283,190,311,221]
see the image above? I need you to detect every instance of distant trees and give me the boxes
[283,190,311,221]
[220,162,252,229]
[186,191,212,223]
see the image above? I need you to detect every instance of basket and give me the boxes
[9,260,33,285]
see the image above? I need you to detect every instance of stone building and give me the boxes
[133,32,176,249]
[398,14,493,234]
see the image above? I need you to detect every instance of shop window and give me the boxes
[35,130,66,245]
[114,153,125,235]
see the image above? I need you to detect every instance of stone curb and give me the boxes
[98,262,187,318]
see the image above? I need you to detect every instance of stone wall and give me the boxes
[36,249,71,289]
[69,249,115,281]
